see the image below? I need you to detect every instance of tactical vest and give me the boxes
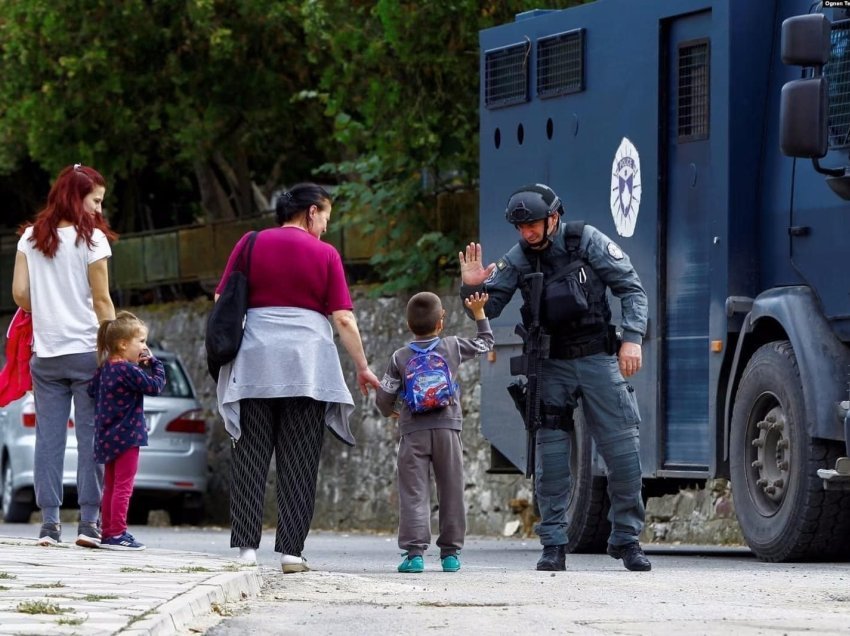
[513,221,611,354]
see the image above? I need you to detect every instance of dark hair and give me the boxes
[273,183,333,226]
[22,164,117,258]
[406,292,443,337]
[96,311,146,366]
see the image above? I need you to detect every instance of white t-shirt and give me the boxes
[18,225,112,357]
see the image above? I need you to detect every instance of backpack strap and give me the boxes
[408,338,440,354]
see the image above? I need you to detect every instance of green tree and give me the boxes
[0,0,331,231]
[0,0,589,295]
[304,1,584,293]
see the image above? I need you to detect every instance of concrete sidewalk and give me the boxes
[0,535,262,635]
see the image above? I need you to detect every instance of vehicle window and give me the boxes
[158,359,193,398]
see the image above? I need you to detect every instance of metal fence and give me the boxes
[0,212,380,312]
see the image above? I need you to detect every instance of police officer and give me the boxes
[458,183,651,572]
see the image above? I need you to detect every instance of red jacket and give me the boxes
[0,308,33,407]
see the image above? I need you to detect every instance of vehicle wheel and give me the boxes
[1,461,32,523]
[566,405,611,553]
[730,341,850,561]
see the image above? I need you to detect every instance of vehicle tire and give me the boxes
[1,460,32,523]
[566,405,611,553]
[730,341,850,561]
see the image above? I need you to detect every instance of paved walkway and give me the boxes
[0,535,261,635]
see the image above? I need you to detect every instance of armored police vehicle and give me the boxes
[478,0,850,561]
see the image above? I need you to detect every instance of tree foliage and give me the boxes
[0,0,330,231]
[0,0,587,292]
[304,1,582,292]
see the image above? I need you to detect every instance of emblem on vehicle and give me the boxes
[610,137,641,238]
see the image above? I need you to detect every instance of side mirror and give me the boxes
[782,14,831,67]
[780,77,828,158]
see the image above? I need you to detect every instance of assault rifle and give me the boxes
[508,272,550,478]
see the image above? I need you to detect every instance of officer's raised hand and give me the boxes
[459,242,496,286]
[619,341,642,378]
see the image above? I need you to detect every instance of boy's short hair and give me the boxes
[407,292,443,336]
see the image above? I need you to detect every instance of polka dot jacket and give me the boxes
[87,358,166,464]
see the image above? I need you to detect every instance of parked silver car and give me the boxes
[0,349,208,525]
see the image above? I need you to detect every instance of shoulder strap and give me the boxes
[564,220,585,253]
[408,338,440,354]
[546,221,587,286]
[236,231,259,275]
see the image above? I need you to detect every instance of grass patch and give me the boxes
[57,616,86,626]
[27,581,65,589]
[175,566,213,573]
[126,609,154,627]
[17,600,73,615]
[81,594,118,602]
[0,572,17,580]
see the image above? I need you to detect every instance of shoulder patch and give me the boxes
[607,242,624,260]
[496,259,507,270]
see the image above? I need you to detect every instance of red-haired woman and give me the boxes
[12,163,116,548]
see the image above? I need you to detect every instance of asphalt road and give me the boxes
[4,522,849,635]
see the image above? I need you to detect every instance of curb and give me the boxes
[120,569,263,635]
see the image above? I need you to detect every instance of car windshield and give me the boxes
[158,358,193,398]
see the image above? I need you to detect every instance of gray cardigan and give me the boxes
[216,306,356,445]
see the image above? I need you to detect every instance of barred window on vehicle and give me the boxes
[826,20,850,149]
[537,28,585,98]
[484,41,531,109]
[677,39,710,143]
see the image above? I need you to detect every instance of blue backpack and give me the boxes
[401,339,458,414]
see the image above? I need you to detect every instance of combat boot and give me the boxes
[607,542,651,571]
[536,544,566,571]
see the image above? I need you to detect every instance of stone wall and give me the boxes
[1,293,744,545]
[119,294,533,536]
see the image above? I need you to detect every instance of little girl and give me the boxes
[88,311,165,550]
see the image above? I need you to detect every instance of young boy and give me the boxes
[376,291,494,573]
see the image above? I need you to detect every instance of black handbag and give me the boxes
[205,231,258,381]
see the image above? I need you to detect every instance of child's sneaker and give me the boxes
[397,553,424,573]
[75,522,101,549]
[441,554,461,572]
[36,523,61,546]
[281,554,309,573]
[101,532,145,551]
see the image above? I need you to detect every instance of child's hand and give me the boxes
[139,348,152,367]
[464,292,489,319]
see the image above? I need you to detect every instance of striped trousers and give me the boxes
[229,397,325,556]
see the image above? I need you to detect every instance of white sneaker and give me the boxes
[237,548,257,564]
[281,554,309,573]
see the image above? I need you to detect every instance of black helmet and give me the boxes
[505,184,563,225]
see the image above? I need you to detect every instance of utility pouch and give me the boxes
[606,324,623,355]
[542,260,589,324]
[507,379,528,422]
